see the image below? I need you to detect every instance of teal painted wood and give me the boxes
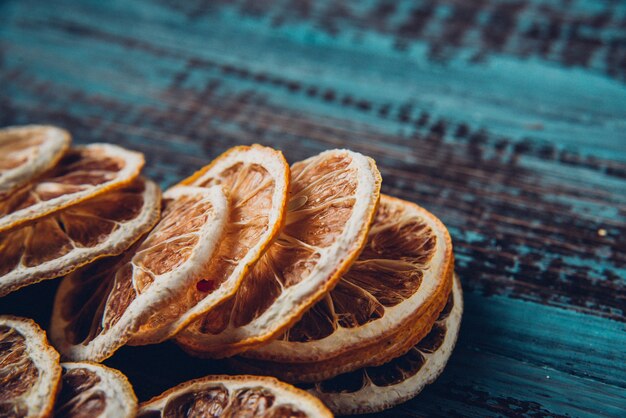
[1,0,625,416]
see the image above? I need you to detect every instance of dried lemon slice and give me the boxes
[55,362,137,418]
[0,178,161,297]
[238,195,454,382]
[129,145,289,344]
[307,275,463,415]
[0,316,61,418]
[0,125,71,194]
[0,143,144,232]
[178,149,381,358]
[137,375,332,418]
[49,185,229,362]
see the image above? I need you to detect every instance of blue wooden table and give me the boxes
[1,1,625,416]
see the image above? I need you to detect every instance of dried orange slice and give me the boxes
[0,125,71,194]
[0,143,144,232]
[0,315,61,418]
[137,375,332,418]
[129,145,289,344]
[178,149,382,358]
[237,195,454,382]
[0,178,161,297]
[49,185,229,362]
[307,275,463,415]
[55,362,137,418]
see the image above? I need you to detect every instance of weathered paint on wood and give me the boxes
[1,0,625,416]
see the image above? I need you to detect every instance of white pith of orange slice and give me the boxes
[49,185,229,362]
[237,195,454,382]
[308,274,463,415]
[177,149,382,358]
[0,315,62,418]
[0,125,71,195]
[137,375,333,418]
[55,362,137,418]
[0,178,161,297]
[129,145,289,345]
[0,143,144,232]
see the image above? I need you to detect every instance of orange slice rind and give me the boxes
[55,362,137,418]
[49,185,229,362]
[177,149,382,358]
[129,144,289,344]
[137,375,333,418]
[307,274,463,415]
[0,315,62,418]
[0,178,161,297]
[0,125,71,194]
[238,195,454,382]
[0,143,144,232]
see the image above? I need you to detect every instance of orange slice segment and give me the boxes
[0,178,161,297]
[55,362,137,418]
[0,315,61,418]
[307,275,463,415]
[177,149,382,358]
[49,185,229,362]
[137,375,332,418]
[0,125,71,194]
[0,143,144,232]
[238,195,454,382]
[128,145,289,344]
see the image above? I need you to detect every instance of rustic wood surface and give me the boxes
[1,0,625,416]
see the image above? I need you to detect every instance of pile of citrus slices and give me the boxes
[0,315,137,418]
[1,125,462,416]
[0,125,161,298]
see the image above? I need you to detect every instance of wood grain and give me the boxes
[1,0,625,416]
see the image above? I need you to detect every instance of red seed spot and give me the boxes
[196,279,216,292]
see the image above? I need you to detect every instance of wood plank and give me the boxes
[3,0,626,161]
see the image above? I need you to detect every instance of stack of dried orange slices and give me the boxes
[1,125,462,415]
[0,125,160,297]
[47,143,459,415]
[227,195,461,414]
[0,314,329,418]
[170,147,459,415]
[0,315,138,418]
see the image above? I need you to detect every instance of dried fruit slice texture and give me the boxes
[137,375,332,418]
[0,178,161,297]
[177,149,382,358]
[0,316,61,418]
[129,145,289,344]
[238,195,454,382]
[0,143,144,232]
[49,185,229,362]
[307,274,463,415]
[55,362,137,418]
[0,125,71,195]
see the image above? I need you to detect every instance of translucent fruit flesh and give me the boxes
[0,316,61,418]
[307,275,463,415]
[129,145,289,344]
[237,195,454,382]
[0,178,161,297]
[137,375,332,418]
[55,362,137,418]
[0,125,71,194]
[177,149,381,358]
[50,186,228,362]
[0,143,144,232]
